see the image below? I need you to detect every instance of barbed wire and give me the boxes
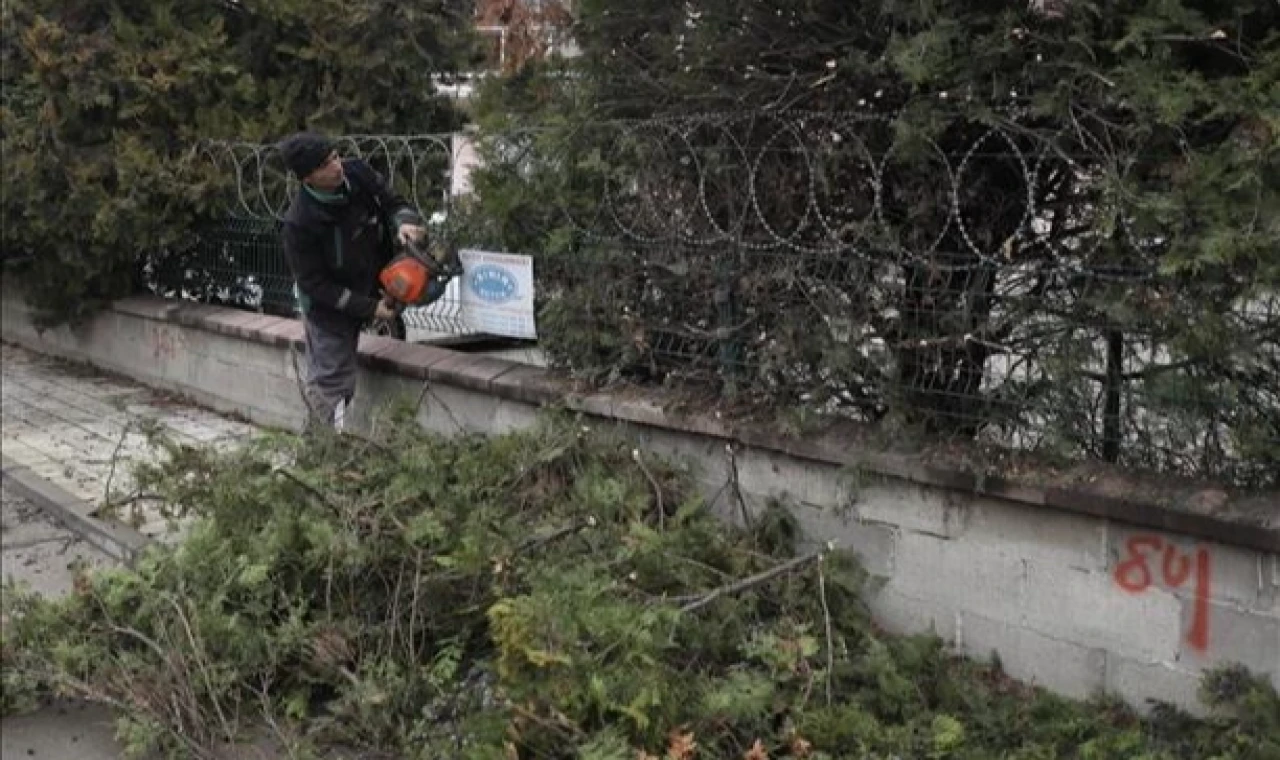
[520,111,1274,486]
[195,134,463,220]
[196,113,1172,280]
[541,112,1171,278]
[182,134,477,334]
[174,112,1277,487]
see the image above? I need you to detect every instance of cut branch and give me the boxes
[632,449,666,530]
[515,517,596,555]
[677,549,825,614]
[272,466,341,511]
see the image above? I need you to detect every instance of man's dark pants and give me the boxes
[303,313,361,429]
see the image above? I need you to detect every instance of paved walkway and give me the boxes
[2,343,259,540]
[0,485,299,760]
[1,481,125,759]
[0,344,255,759]
[1,481,116,597]
[0,345,291,759]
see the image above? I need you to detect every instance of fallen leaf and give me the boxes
[668,730,698,760]
[789,735,813,758]
[744,739,769,760]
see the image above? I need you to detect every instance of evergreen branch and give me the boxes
[818,558,834,706]
[339,429,391,455]
[1078,358,1203,383]
[271,466,341,511]
[103,621,220,757]
[102,419,133,511]
[416,379,465,434]
[660,551,735,581]
[163,594,237,747]
[677,548,827,614]
[54,669,220,760]
[511,703,586,740]
[725,443,753,530]
[99,490,165,514]
[515,517,597,555]
[632,448,666,530]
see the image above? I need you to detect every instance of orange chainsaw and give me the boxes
[378,236,462,310]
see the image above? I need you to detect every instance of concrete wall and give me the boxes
[632,424,1279,710]
[4,293,1277,713]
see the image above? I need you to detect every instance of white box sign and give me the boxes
[459,249,537,340]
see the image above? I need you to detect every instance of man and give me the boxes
[278,131,426,429]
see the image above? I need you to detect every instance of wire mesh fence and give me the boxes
[476,110,1280,489]
[144,111,1279,488]
[140,135,475,334]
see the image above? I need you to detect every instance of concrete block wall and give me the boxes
[631,423,1279,707]
[3,292,1276,714]
[858,494,1276,706]
[2,301,311,432]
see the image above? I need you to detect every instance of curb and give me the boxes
[1,458,152,565]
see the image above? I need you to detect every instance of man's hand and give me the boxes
[374,297,398,322]
[397,223,426,246]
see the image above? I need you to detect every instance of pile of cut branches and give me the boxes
[2,406,1276,759]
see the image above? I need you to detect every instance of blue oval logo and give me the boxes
[468,264,519,304]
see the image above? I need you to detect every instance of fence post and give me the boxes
[1102,326,1124,463]
[715,241,743,398]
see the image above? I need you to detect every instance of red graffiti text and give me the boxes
[1113,535,1211,652]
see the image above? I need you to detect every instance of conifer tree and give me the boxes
[469,0,1280,485]
[1,0,476,323]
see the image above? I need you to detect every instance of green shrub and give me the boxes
[2,408,1276,759]
[1,0,473,325]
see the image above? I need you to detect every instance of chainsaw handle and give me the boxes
[403,236,462,277]
[379,292,406,314]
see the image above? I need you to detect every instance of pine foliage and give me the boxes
[462,0,1280,486]
[2,409,1276,759]
[1,0,474,324]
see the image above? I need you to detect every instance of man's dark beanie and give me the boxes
[279,132,334,178]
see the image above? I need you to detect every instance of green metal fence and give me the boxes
[146,120,1280,490]
[483,112,1280,490]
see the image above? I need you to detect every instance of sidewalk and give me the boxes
[2,342,259,542]
[1,480,115,597]
[0,343,282,759]
[1,481,124,759]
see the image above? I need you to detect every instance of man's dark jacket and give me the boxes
[282,159,422,330]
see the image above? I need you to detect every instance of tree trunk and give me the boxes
[1102,328,1124,463]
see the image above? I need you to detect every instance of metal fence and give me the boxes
[480,111,1279,489]
[142,135,474,335]
[147,113,1279,488]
